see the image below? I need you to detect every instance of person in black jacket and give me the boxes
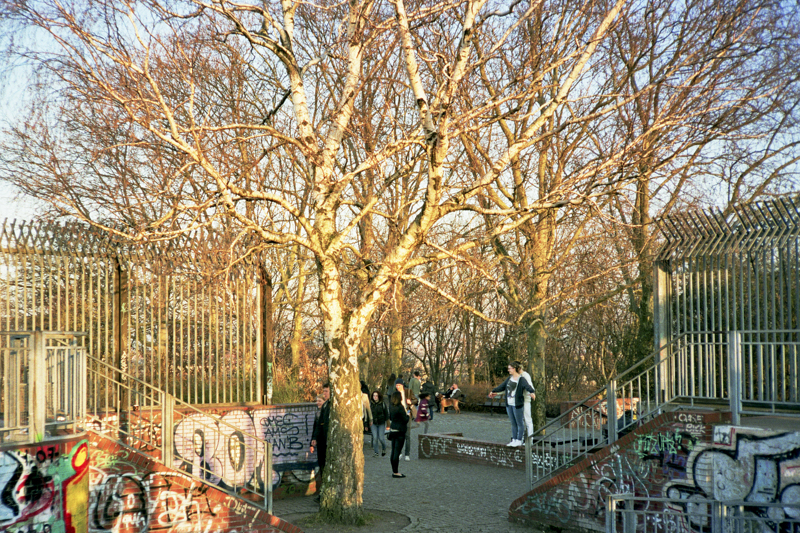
[388,390,410,478]
[489,361,535,447]
[370,390,389,457]
[311,383,331,475]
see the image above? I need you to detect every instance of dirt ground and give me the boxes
[280,509,411,533]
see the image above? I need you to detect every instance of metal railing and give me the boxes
[607,495,800,533]
[86,350,274,513]
[526,330,800,489]
[1,331,86,443]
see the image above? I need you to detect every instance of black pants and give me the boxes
[390,431,406,474]
[317,442,327,474]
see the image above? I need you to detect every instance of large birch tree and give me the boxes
[12,0,791,522]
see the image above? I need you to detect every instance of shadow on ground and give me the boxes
[280,509,411,533]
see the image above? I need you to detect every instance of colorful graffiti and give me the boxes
[0,437,90,533]
[87,404,318,532]
[171,406,317,493]
[665,428,800,533]
[514,415,800,533]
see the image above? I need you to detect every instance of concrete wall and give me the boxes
[1,434,90,533]
[88,436,298,533]
[90,403,319,501]
[509,412,800,533]
[86,403,320,533]
[419,432,526,469]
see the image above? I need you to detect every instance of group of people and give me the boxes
[311,370,444,483]
[310,362,534,489]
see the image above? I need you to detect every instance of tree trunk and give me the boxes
[389,286,404,374]
[316,257,365,523]
[290,247,306,380]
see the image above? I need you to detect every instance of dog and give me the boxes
[436,393,461,414]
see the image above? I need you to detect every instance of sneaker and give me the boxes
[373,453,379,457]
[382,450,386,456]
[506,440,517,446]
[404,455,411,461]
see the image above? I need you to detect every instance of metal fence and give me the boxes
[0,331,85,444]
[607,495,800,533]
[0,220,265,405]
[86,348,274,513]
[658,198,800,389]
[526,328,800,488]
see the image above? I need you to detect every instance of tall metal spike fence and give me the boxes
[657,197,800,415]
[526,197,800,490]
[0,219,265,407]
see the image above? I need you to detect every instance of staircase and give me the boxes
[1,331,300,533]
[513,330,800,532]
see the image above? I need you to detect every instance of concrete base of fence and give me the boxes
[418,432,525,469]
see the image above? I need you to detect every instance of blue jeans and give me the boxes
[371,423,388,454]
[506,404,525,441]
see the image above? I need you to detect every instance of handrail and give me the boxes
[606,494,800,533]
[86,352,273,513]
[525,332,698,489]
[526,329,800,489]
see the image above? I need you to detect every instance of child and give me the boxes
[415,392,432,434]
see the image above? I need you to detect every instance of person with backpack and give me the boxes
[414,392,432,434]
[370,390,389,457]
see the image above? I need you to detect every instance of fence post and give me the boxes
[31,331,46,442]
[727,331,741,425]
[607,378,618,444]
[265,440,273,514]
[525,432,532,490]
[606,495,617,533]
[162,392,174,467]
[654,260,671,405]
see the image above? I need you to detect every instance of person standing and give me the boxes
[409,370,421,400]
[415,392,432,434]
[388,390,410,478]
[420,378,436,420]
[520,367,535,439]
[385,373,397,408]
[395,378,414,461]
[310,383,331,479]
[489,362,535,446]
[370,390,389,457]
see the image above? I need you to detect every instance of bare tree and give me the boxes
[7,0,793,521]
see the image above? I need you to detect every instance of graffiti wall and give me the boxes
[419,432,526,469]
[1,435,90,533]
[90,403,319,502]
[87,403,316,533]
[512,411,800,533]
[88,438,292,533]
[510,411,725,532]
[663,425,800,533]
[171,404,318,499]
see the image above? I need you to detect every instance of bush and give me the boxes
[458,382,491,410]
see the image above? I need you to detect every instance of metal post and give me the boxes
[31,331,46,441]
[162,392,174,467]
[607,378,618,444]
[525,432,532,490]
[654,260,671,405]
[265,440,273,514]
[606,495,617,533]
[711,500,722,533]
[727,331,741,425]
